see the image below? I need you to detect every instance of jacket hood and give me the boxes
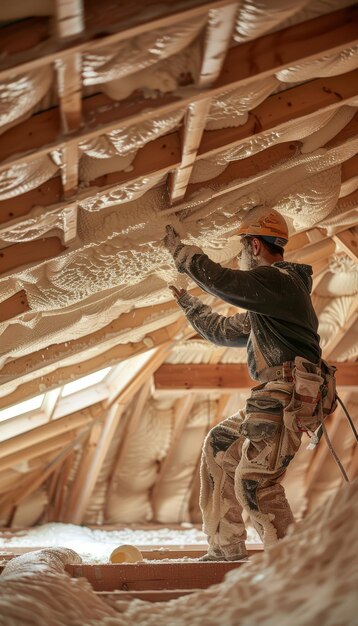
[273,261,313,293]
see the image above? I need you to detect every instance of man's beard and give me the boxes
[239,243,259,271]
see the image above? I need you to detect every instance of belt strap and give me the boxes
[258,361,294,383]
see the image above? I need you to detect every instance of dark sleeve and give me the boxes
[177,293,250,347]
[184,252,287,316]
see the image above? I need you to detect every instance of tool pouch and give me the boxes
[321,360,338,417]
[283,357,323,433]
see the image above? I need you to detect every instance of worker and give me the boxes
[164,206,325,561]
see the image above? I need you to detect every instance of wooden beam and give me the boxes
[169,2,238,203]
[0,431,75,473]
[333,228,358,262]
[0,1,229,79]
[67,402,124,524]
[63,420,103,522]
[154,363,358,391]
[1,97,357,241]
[105,346,171,408]
[0,430,88,522]
[55,0,84,38]
[66,345,175,523]
[198,70,358,160]
[65,561,244,591]
[0,406,99,460]
[154,364,253,390]
[0,8,357,175]
[0,290,30,323]
[0,132,181,233]
[0,238,66,276]
[0,290,208,405]
[0,324,183,413]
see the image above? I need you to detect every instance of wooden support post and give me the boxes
[63,421,103,522]
[66,402,125,524]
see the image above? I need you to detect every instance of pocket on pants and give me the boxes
[240,414,283,472]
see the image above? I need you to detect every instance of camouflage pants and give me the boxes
[200,380,302,557]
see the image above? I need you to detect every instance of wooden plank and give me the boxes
[97,589,196,602]
[0,290,30,323]
[0,238,66,276]
[198,70,358,159]
[169,2,238,203]
[154,363,358,390]
[333,228,358,263]
[0,407,98,460]
[0,431,88,522]
[65,561,245,591]
[55,0,84,38]
[0,431,75,473]
[63,421,103,522]
[0,328,173,413]
[63,403,124,524]
[0,1,230,78]
[155,364,253,390]
[0,290,207,408]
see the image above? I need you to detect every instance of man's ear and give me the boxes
[251,237,261,256]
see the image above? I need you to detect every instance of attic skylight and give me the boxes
[0,394,45,423]
[61,367,112,397]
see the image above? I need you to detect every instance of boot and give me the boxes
[199,542,248,562]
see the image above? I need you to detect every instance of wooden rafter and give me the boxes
[169,2,238,203]
[0,431,75,473]
[0,14,357,176]
[0,238,66,277]
[0,0,232,79]
[0,291,30,323]
[66,347,171,523]
[0,406,100,460]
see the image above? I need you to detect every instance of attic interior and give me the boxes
[0,0,357,623]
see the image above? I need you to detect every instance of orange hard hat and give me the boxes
[236,206,289,247]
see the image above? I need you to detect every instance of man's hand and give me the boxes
[163,224,182,255]
[169,285,187,301]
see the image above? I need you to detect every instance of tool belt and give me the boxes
[259,357,337,435]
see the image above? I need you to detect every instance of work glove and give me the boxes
[163,225,186,273]
[164,225,203,273]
